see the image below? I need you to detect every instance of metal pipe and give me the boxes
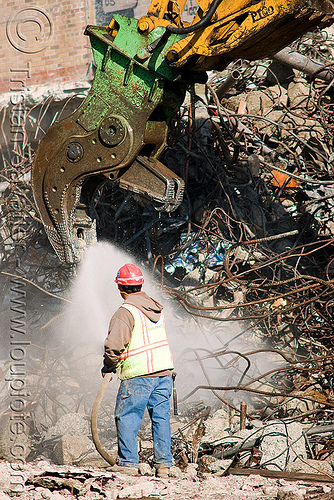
[217,438,257,459]
[240,402,247,430]
[273,47,334,83]
[216,70,242,100]
[306,424,334,436]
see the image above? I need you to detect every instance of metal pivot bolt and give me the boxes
[165,50,179,63]
[137,46,151,61]
[99,116,126,146]
[66,142,84,162]
[137,20,149,33]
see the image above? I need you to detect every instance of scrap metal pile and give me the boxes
[93,28,334,351]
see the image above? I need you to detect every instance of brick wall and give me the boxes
[0,0,160,94]
[0,0,95,93]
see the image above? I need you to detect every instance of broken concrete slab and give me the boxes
[287,81,311,109]
[202,408,230,443]
[260,422,307,471]
[169,465,184,478]
[287,457,333,475]
[277,485,307,500]
[75,449,115,469]
[199,455,233,474]
[46,413,90,439]
[138,462,154,476]
[53,435,93,465]
[230,421,307,471]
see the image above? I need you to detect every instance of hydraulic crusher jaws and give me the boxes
[31,16,193,264]
[32,0,334,264]
[91,373,178,465]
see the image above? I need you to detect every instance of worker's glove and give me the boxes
[101,365,114,377]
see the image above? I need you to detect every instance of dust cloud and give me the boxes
[61,241,271,409]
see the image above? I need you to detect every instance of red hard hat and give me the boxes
[115,263,144,286]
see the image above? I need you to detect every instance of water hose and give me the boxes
[91,372,117,466]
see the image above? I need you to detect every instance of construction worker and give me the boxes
[101,263,174,478]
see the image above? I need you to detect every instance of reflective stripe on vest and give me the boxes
[117,303,174,380]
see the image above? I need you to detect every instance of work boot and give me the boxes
[156,467,170,478]
[110,464,139,475]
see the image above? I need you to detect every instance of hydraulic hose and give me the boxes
[166,0,223,34]
[91,372,117,466]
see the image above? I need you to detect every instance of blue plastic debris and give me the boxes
[207,240,230,268]
[165,233,232,278]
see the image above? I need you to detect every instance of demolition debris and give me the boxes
[2,25,334,499]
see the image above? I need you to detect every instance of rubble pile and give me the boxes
[169,403,334,474]
[88,29,334,353]
[2,460,333,500]
[2,26,334,498]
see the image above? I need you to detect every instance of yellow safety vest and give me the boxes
[116,303,174,380]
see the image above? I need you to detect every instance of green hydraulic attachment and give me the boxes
[32,16,199,263]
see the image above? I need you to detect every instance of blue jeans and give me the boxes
[115,375,173,468]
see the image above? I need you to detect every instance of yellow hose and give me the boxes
[90,372,117,466]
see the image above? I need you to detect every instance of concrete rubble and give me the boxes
[0,460,333,500]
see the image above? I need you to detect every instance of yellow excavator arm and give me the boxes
[134,0,334,70]
[32,0,334,263]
